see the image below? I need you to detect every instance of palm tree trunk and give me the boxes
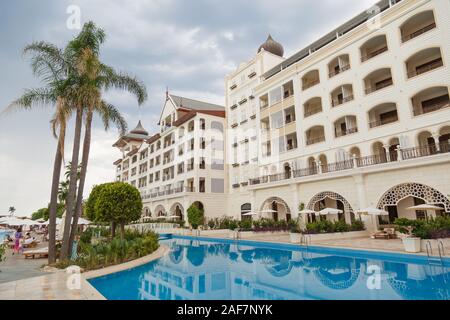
[48,127,65,264]
[61,106,83,260]
[69,108,93,250]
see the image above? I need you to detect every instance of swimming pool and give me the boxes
[0,229,14,242]
[89,236,450,300]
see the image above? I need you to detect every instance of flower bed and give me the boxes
[56,229,159,271]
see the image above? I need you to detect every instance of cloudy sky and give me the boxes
[0,0,376,216]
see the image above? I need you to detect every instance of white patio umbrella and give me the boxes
[76,217,92,225]
[166,215,181,220]
[317,208,343,216]
[242,212,260,216]
[407,204,443,211]
[298,209,317,215]
[356,207,389,216]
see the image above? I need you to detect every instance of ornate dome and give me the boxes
[258,34,284,57]
[130,120,148,135]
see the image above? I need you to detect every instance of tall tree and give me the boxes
[60,22,146,259]
[8,207,16,216]
[5,41,74,263]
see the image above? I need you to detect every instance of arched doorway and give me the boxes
[307,191,354,223]
[170,203,184,221]
[377,183,450,223]
[260,197,291,221]
[155,205,167,218]
[241,203,252,221]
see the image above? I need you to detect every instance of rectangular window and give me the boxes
[271,111,284,129]
[211,178,224,193]
[269,87,282,105]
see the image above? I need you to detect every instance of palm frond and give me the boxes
[2,88,56,116]
[98,66,147,105]
[96,100,128,135]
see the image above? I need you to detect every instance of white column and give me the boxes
[383,144,391,162]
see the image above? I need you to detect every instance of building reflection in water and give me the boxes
[125,239,449,300]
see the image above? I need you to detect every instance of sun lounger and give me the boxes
[22,238,40,249]
[23,247,48,259]
[371,232,390,240]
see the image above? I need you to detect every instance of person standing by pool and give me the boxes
[13,227,22,255]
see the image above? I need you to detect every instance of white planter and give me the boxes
[402,237,421,253]
[289,233,302,244]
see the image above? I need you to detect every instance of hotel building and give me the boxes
[114,0,450,229]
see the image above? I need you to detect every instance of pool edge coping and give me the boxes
[82,245,169,300]
[170,235,450,265]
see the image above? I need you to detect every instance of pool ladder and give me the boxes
[425,240,445,266]
[425,240,448,284]
[301,235,311,247]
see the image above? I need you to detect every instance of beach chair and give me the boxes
[23,247,49,259]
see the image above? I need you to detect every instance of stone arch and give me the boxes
[377,182,450,212]
[154,204,167,217]
[170,202,184,220]
[307,191,354,213]
[260,197,292,221]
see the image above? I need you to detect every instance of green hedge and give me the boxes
[394,216,450,239]
[305,220,365,234]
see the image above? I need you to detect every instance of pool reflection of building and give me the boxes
[137,240,450,300]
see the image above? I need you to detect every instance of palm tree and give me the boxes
[8,207,16,216]
[60,22,147,259]
[5,41,75,263]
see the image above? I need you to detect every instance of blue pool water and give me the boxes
[0,229,13,242]
[89,236,450,300]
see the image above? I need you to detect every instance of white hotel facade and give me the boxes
[113,0,450,229]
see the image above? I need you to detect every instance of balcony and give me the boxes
[328,54,350,78]
[364,68,393,95]
[331,85,354,107]
[334,116,358,138]
[401,11,436,43]
[304,97,323,118]
[368,103,399,128]
[411,87,450,116]
[360,35,388,62]
[248,141,450,189]
[302,70,320,91]
[305,126,325,146]
[406,47,443,79]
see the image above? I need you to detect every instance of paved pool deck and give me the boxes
[0,233,448,300]
[0,245,168,300]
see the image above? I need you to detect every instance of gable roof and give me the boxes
[169,94,224,111]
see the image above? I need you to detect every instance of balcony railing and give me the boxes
[335,127,358,138]
[322,160,354,173]
[332,94,354,107]
[356,154,387,167]
[361,46,388,62]
[293,166,318,178]
[329,64,350,78]
[402,22,436,42]
[401,145,439,160]
[413,101,449,116]
[407,58,443,78]
[369,116,398,128]
[302,79,320,91]
[247,143,449,188]
[304,106,323,118]
[365,78,393,94]
[306,136,325,146]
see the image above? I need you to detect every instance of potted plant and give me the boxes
[398,224,421,253]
